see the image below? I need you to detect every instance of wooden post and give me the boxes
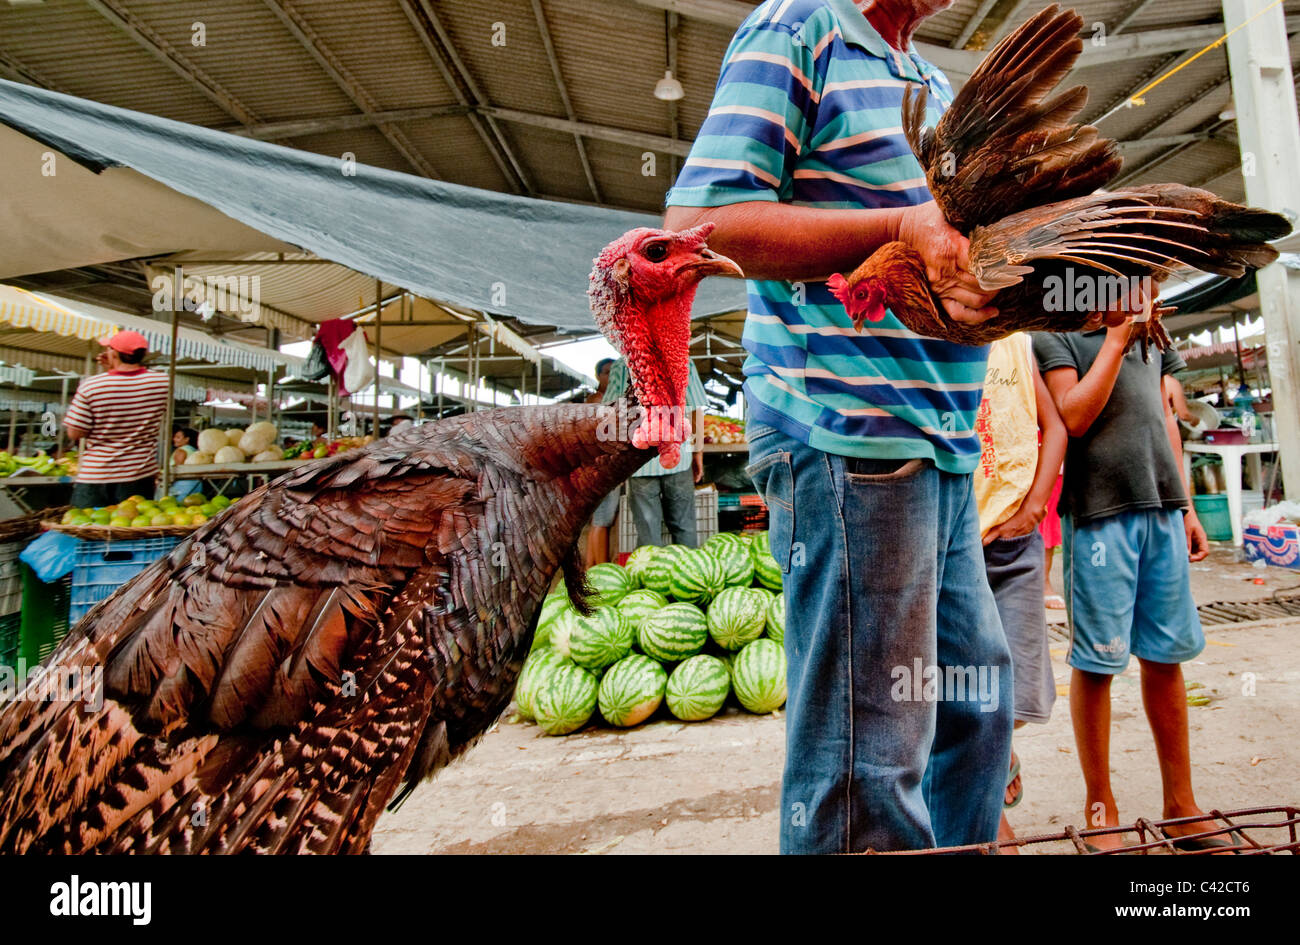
[373,279,382,438]
[161,279,181,496]
[6,383,17,453]
[436,358,444,418]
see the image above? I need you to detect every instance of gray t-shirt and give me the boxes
[1033,331,1187,524]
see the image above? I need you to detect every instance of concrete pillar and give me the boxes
[1223,0,1300,499]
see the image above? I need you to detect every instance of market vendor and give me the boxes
[64,329,171,507]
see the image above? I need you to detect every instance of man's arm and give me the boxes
[1163,375,1209,562]
[1163,374,1194,424]
[1041,319,1132,436]
[663,201,997,322]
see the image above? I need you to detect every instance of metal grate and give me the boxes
[866,807,1300,855]
[1195,594,1300,627]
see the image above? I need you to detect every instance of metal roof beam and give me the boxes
[259,0,439,179]
[84,0,260,127]
[952,0,1000,49]
[1111,0,1157,35]
[0,47,66,92]
[402,0,535,194]
[229,105,470,140]
[529,0,602,203]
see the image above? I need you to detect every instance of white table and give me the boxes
[1182,441,1278,546]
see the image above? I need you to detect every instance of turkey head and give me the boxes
[589,223,741,467]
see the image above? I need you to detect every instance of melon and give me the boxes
[196,429,228,454]
[750,531,783,590]
[766,592,786,645]
[598,654,667,727]
[226,427,246,448]
[238,421,278,456]
[707,586,768,651]
[706,535,756,587]
[581,562,635,607]
[616,588,668,633]
[213,445,245,465]
[732,638,787,714]
[623,545,657,588]
[515,647,570,722]
[668,546,727,605]
[566,608,635,672]
[252,448,283,463]
[666,654,731,721]
[641,543,684,595]
[184,450,214,465]
[638,602,708,663]
[547,609,584,659]
[532,662,599,735]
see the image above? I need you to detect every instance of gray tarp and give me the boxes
[0,79,746,332]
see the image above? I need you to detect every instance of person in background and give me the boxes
[972,334,1067,850]
[389,414,415,435]
[1163,375,1195,425]
[602,357,707,548]
[311,421,327,441]
[1041,474,1066,610]
[585,358,619,567]
[167,426,204,501]
[1035,318,1229,852]
[64,330,170,507]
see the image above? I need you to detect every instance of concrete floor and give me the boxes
[373,546,1300,854]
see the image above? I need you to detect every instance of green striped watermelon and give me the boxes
[598,654,667,726]
[668,546,727,604]
[547,609,584,659]
[641,544,684,595]
[707,535,756,587]
[765,592,785,645]
[580,563,635,607]
[566,608,634,672]
[617,588,669,632]
[533,661,599,735]
[666,655,731,721]
[750,531,783,590]
[534,594,574,650]
[638,602,708,663]
[623,545,657,588]
[732,638,787,713]
[515,647,572,722]
[706,586,768,651]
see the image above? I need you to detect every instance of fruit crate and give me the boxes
[0,540,23,617]
[21,568,71,664]
[69,536,182,624]
[0,611,19,671]
[615,486,718,554]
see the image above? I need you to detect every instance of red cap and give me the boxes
[99,330,149,354]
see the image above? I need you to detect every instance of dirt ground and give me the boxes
[372,547,1300,854]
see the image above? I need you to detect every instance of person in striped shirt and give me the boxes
[64,329,171,508]
[664,0,1012,853]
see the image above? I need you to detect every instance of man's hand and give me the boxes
[897,201,998,324]
[692,451,704,484]
[982,498,1046,546]
[1185,511,1209,562]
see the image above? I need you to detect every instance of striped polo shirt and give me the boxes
[64,367,170,483]
[603,358,709,477]
[665,0,988,474]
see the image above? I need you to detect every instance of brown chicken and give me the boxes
[829,4,1291,356]
[0,225,739,854]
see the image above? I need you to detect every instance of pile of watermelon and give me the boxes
[516,531,788,735]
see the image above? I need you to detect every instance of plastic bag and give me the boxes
[340,328,375,395]
[302,339,331,381]
[20,530,80,583]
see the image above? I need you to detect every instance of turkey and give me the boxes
[0,224,740,854]
[828,4,1291,357]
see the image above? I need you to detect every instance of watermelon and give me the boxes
[638,602,708,663]
[666,655,731,721]
[533,661,599,735]
[547,609,583,658]
[706,532,746,549]
[566,608,635,672]
[642,543,684,595]
[580,563,635,607]
[707,536,756,587]
[765,592,785,645]
[668,546,727,604]
[598,654,668,726]
[750,531,783,590]
[515,647,571,722]
[732,638,787,713]
[534,594,573,650]
[706,586,768,650]
[617,588,669,632]
[623,545,657,588]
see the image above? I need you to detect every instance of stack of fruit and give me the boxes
[58,492,235,530]
[701,415,746,445]
[515,530,787,736]
[182,423,284,466]
[0,450,77,478]
[282,434,372,461]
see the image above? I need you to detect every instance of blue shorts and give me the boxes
[1062,508,1203,674]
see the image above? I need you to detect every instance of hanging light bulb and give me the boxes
[654,69,684,101]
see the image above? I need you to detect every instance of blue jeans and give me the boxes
[746,423,1013,853]
[627,470,697,547]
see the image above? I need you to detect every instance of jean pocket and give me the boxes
[844,457,926,485]
[746,422,779,444]
[746,451,794,572]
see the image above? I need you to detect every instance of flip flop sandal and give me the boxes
[1045,594,1066,610]
[1158,827,1246,853]
[1003,756,1022,809]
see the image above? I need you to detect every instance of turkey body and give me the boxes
[0,404,648,853]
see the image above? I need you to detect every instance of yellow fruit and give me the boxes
[183,494,206,507]
[170,513,191,526]
[109,516,131,527]
[189,513,208,526]
[130,516,150,527]
[150,514,171,527]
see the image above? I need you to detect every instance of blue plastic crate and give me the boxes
[70,536,182,624]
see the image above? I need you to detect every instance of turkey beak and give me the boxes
[686,246,743,279]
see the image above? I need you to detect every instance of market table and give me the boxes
[171,460,308,495]
[0,473,74,515]
[1182,441,1278,546]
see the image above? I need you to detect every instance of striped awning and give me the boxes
[0,284,117,342]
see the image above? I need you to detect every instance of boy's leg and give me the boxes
[925,473,1013,847]
[1062,511,1142,849]
[661,470,698,547]
[747,425,941,852]
[626,476,663,547]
